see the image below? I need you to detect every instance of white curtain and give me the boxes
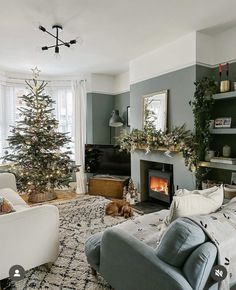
[0,85,19,157]
[72,80,87,194]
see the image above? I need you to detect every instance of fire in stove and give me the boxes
[150,176,168,195]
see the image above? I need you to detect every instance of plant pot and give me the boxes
[28,191,57,203]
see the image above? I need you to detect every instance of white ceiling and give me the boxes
[1,0,236,76]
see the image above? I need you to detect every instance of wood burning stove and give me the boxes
[148,169,173,204]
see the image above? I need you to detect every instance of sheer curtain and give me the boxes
[0,82,74,159]
[0,85,22,157]
[72,80,87,194]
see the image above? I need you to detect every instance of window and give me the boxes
[0,83,74,159]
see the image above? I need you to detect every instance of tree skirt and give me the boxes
[12,195,127,290]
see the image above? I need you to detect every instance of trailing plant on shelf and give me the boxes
[189,77,217,187]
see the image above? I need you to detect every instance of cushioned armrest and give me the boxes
[0,205,59,280]
[100,228,193,290]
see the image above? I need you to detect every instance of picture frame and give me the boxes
[214,117,231,128]
[127,106,130,127]
[143,90,168,131]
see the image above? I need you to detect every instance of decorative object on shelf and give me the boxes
[202,179,222,189]
[210,157,236,165]
[219,62,230,93]
[39,24,79,54]
[3,70,73,203]
[224,184,236,199]
[231,172,236,185]
[214,117,231,128]
[143,90,168,132]
[127,106,130,127]
[234,79,236,91]
[189,77,217,187]
[209,120,214,129]
[205,150,215,162]
[223,145,231,158]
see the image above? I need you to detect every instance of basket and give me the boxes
[224,185,236,199]
[202,180,222,190]
[28,191,57,203]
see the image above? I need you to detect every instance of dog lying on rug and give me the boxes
[105,199,133,218]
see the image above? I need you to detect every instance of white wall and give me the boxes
[113,71,130,94]
[129,32,197,84]
[197,27,236,66]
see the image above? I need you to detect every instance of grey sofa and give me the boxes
[85,217,221,290]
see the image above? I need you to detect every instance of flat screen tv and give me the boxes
[85,144,131,176]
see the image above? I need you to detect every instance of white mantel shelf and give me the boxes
[199,161,236,171]
[213,91,236,100]
[210,128,236,134]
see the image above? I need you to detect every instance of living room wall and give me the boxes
[130,65,197,191]
[86,91,130,145]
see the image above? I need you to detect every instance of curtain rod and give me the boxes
[6,77,87,83]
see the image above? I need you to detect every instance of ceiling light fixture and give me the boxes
[39,25,77,54]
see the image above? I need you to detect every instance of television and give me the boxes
[85,144,131,176]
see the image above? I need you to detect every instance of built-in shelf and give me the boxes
[199,161,236,171]
[213,91,236,100]
[210,128,236,134]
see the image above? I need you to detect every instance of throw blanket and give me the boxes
[188,197,236,290]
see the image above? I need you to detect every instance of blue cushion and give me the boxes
[183,242,217,290]
[85,232,103,271]
[156,218,207,267]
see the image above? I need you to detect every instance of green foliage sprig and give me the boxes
[189,77,217,186]
[117,103,196,171]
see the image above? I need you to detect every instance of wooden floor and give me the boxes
[21,190,79,205]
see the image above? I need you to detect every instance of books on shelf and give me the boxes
[210,157,236,165]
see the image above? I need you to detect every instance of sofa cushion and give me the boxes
[165,185,224,224]
[85,232,103,271]
[156,218,207,267]
[0,196,15,215]
[183,242,217,290]
[0,188,29,208]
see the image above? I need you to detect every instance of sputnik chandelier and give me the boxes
[39,25,77,54]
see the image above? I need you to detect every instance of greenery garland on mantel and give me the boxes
[117,77,217,181]
[117,97,196,171]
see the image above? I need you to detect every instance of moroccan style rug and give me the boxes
[11,195,127,290]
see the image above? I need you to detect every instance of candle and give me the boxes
[225,62,229,79]
[219,64,222,80]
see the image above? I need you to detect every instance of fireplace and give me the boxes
[148,169,173,204]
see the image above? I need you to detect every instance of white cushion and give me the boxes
[0,188,29,208]
[165,185,224,224]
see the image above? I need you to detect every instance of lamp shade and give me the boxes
[109,110,123,127]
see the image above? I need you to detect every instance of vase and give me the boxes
[28,190,57,203]
[220,80,230,93]
[223,145,231,157]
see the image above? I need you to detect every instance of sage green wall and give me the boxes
[130,65,197,193]
[130,65,196,131]
[86,93,114,144]
[114,91,130,141]
[86,91,130,145]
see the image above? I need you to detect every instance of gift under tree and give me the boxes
[4,70,72,203]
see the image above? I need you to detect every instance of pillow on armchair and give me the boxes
[165,185,224,224]
[0,196,15,215]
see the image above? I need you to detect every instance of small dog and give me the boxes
[105,199,133,218]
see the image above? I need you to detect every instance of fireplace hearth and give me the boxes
[148,169,173,204]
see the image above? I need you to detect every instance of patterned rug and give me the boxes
[9,195,127,290]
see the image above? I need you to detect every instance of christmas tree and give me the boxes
[4,70,72,202]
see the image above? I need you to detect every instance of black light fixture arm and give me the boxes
[39,25,77,54]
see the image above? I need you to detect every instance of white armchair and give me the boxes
[0,173,59,280]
